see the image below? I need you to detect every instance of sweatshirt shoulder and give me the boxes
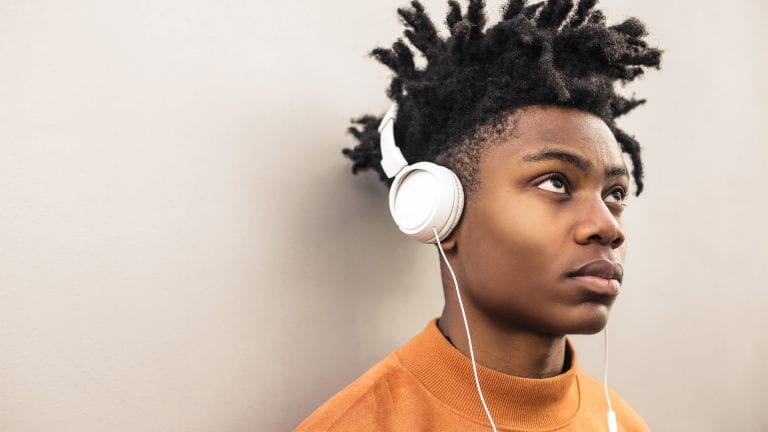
[576,370,650,432]
[294,353,403,432]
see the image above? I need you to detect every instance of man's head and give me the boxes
[343,0,662,336]
[343,0,661,197]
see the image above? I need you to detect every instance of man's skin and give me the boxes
[437,105,630,379]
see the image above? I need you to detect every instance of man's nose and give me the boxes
[573,198,625,249]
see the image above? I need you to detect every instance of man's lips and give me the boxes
[567,259,623,283]
[568,275,621,298]
[566,259,623,298]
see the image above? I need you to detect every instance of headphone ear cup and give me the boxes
[439,167,465,241]
[388,162,465,243]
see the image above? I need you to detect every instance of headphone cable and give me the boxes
[434,227,498,432]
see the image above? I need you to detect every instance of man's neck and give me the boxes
[437,308,567,378]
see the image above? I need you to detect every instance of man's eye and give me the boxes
[605,187,627,205]
[536,174,568,194]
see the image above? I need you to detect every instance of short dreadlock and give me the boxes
[342,0,662,196]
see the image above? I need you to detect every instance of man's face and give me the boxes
[450,105,630,336]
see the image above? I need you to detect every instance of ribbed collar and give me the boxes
[395,319,581,430]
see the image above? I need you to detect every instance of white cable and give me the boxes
[604,325,618,432]
[433,227,498,432]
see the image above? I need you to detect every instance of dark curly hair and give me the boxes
[342,0,662,196]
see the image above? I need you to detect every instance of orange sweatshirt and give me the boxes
[295,319,649,431]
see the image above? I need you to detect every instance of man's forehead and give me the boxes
[511,107,616,145]
[490,109,620,155]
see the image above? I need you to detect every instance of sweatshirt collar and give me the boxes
[395,319,581,430]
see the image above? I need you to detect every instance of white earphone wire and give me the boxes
[604,325,618,432]
[433,227,498,432]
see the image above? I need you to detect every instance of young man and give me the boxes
[297,0,662,430]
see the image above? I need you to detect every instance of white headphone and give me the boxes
[378,103,465,243]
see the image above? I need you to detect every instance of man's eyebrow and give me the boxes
[606,166,629,179]
[520,149,629,179]
[521,149,592,172]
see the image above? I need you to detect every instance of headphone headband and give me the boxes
[378,103,408,178]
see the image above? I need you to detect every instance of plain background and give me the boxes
[1,0,766,431]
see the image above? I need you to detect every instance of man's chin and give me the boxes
[544,303,612,335]
[568,307,610,335]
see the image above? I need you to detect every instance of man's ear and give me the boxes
[439,198,469,252]
[439,225,460,252]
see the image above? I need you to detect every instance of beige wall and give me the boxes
[1,0,766,430]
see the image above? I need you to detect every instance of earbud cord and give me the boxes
[604,325,618,432]
[433,227,498,432]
